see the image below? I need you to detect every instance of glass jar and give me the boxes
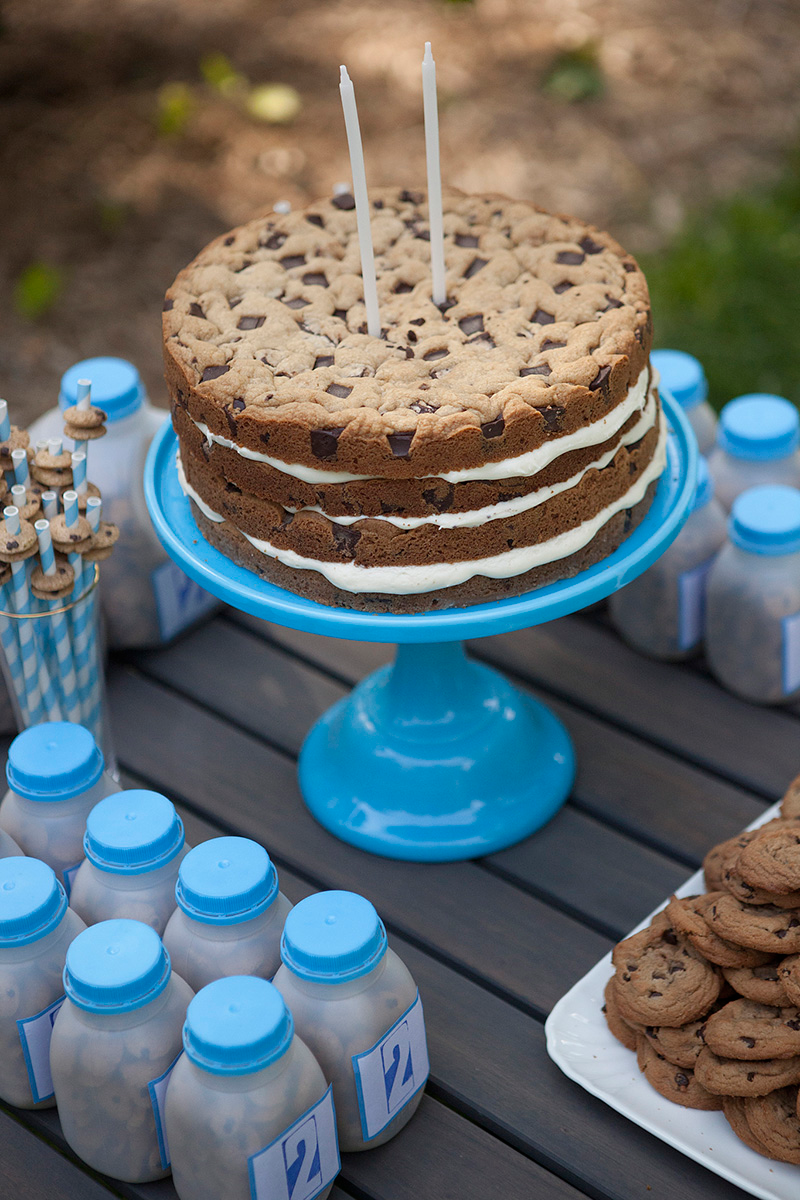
[651,349,717,455]
[273,891,428,1152]
[706,486,800,704]
[707,394,800,511]
[69,789,188,934]
[0,722,119,896]
[163,837,292,992]
[29,356,218,648]
[609,458,727,660]
[0,857,85,1108]
[166,976,338,1200]
[50,918,193,1182]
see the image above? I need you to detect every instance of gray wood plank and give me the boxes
[108,665,611,1015]
[475,616,800,798]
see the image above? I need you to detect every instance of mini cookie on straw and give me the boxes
[0,514,38,564]
[64,379,106,455]
[83,497,119,563]
[10,484,41,524]
[30,439,73,490]
[49,508,93,555]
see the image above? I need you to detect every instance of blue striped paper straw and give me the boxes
[62,490,90,717]
[3,507,45,724]
[11,448,29,488]
[35,519,80,723]
[41,491,58,521]
[48,437,63,458]
[71,452,87,495]
[73,380,91,458]
[0,401,9,443]
[75,495,103,736]
[0,578,29,723]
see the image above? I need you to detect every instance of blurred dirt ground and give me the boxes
[1,0,799,423]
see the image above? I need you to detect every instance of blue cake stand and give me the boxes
[145,394,697,862]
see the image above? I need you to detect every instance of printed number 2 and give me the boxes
[380,1020,415,1115]
[283,1115,322,1200]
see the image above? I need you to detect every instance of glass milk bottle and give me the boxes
[609,458,727,660]
[707,394,800,511]
[69,790,188,934]
[274,891,429,1152]
[166,975,339,1200]
[706,486,800,704]
[50,918,193,1182]
[0,722,119,897]
[162,837,292,992]
[29,356,218,649]
[651,349,717,455]
[0,857,85,1108]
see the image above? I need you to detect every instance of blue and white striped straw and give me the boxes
[73,380,91,458]
[62,490,90,713]
[3,506,45,724]
[41,491,58,521]
[48,437,63,458]
[77,496,103,737]
[0,577,28,723]
[11,448,29,488]
[71,452,87,495]
[0,401,9,442]
[34,519,80,723]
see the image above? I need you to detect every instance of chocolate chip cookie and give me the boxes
[694,1047,800,1096]
[722,961,791,1007]
[635,1037,722,1110]
[666,894,772,968]
[702,999,800,1061]
[705,894,800,954]
[613,914,721,1028]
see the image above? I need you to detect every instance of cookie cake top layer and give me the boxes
[163,187,652,479]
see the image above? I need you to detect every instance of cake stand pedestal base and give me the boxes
[300,640,574,861]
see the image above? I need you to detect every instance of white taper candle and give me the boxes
[339,65,381,337]
[422,43,446,307]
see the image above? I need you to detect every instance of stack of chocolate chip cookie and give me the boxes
[605,773,800,1163]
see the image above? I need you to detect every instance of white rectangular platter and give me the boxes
[545,801,800,1200]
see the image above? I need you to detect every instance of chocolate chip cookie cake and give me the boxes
[163,187,666,612]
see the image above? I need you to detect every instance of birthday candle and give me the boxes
[339,66,381,337]
[422,43,446,307]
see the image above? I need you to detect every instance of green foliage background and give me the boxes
[642,153,800,411]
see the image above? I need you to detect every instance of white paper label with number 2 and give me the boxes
[248,1085,339,1200]
[352,991,429,1141]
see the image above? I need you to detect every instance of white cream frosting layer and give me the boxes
[294,385,658,531]
[193,364,652,486]
[177,407,667,595]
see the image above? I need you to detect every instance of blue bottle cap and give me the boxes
[690,458,714,513]
[651,349,708,411]
[84,790,184,875]
[64,919,171,1013]
[176,837,279,925]
[6,722,104,803]
[183,976,293,1075]
[717,395,800,462]
[0,858,67,946]
[281,891,387,984]
[729,486,800,556]
[59,357,143,423]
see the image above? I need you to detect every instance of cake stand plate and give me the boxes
[145,395,697,861]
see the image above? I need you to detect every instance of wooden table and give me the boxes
[3,606,799,1200]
